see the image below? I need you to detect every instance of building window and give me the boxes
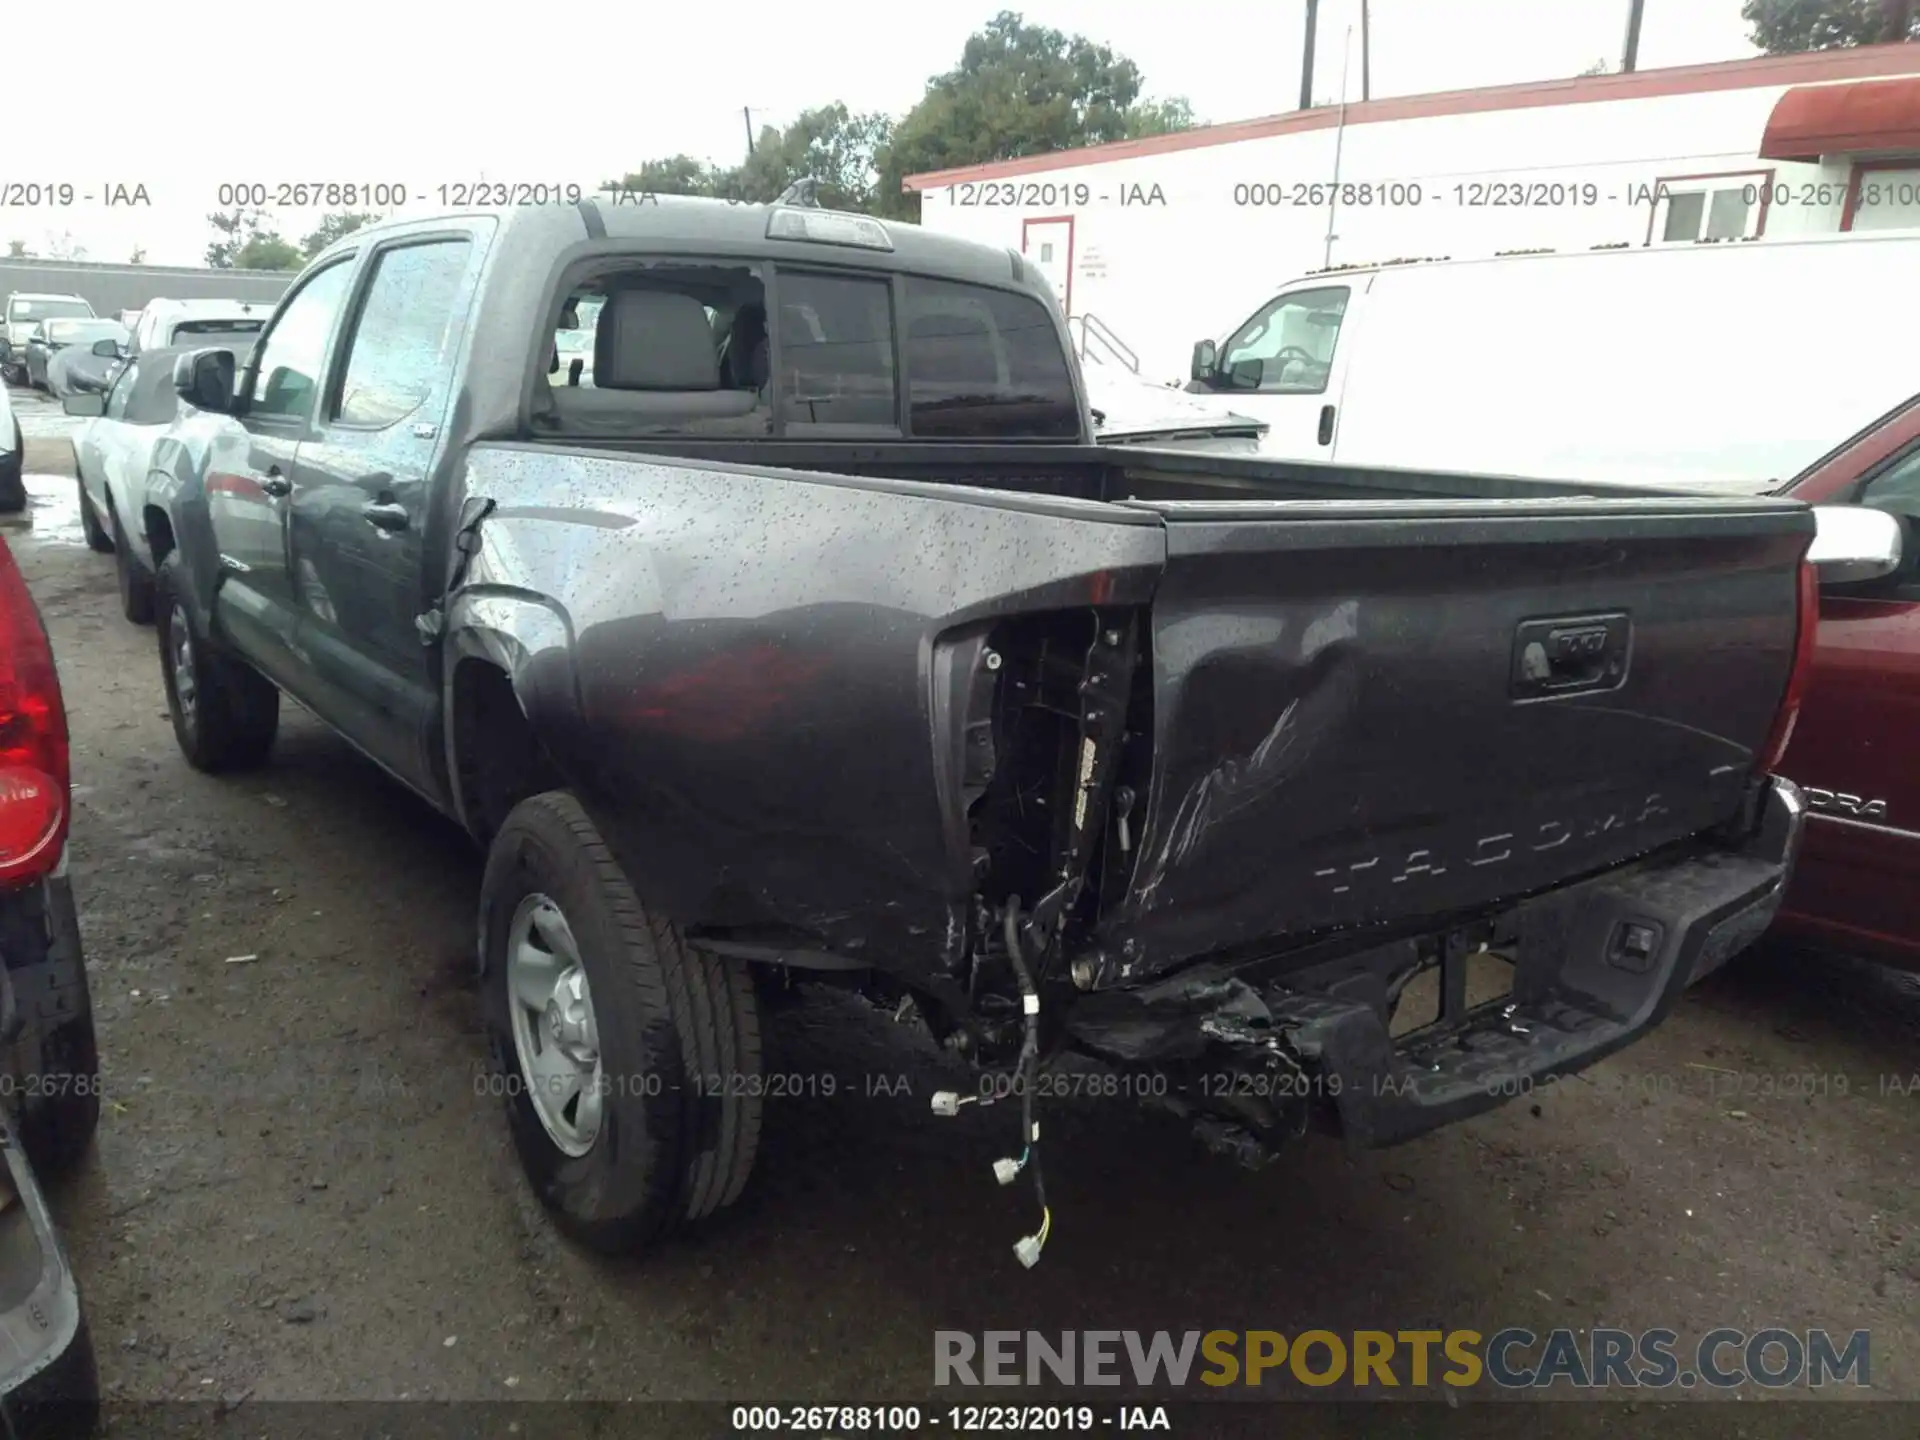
[1844,162,1920,231]
[1649,171,1769,244]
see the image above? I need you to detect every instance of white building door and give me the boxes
[1021,217,1074,316]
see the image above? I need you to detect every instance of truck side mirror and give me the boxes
[172,348,236,414]
[62,392,105,418]
[1189,339,1217,383]
[1808,505,1904,586]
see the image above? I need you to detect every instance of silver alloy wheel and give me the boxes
[505,893,604,1157]
[170,607,197,728]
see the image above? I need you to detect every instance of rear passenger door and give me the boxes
[286,227,484,793]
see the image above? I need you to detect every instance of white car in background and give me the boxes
[129,298,268,356]
[67,347,197,621]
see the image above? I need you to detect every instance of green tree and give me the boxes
[1124,97,1198,138]
[205,207,265,268]
[875,11,1196,218]
[5,240,28,258]
[234,231,304,271]
[734,104,896,212]
[607,105,894,212]
[604,154,732,198]
[130,245,148,264]
[1742,0,1917,51]
[611,12,1194,223]
[301,211,379,259]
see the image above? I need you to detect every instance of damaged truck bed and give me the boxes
[143,197,1815,1260]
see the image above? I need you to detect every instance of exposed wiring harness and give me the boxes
[1001,898,1050,1267]
[928,897,1055,1266]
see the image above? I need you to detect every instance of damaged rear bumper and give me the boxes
[1068,778,1804,1155]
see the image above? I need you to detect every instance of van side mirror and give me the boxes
[62,392,105,418]
[1189,339,1217,383]
[172,348,237,414]
[1808,505,1904,586]
[91,338,120,358]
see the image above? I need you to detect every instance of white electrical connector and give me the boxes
[931,1091,973,1117]
[992,1157,1021,1186]
[1013,1233,1045,1268]
[1022,993,1040,1015]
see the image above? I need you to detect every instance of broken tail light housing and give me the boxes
[0,535,69,884]
[1757,559,1820,776]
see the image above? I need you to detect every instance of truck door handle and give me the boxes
[260,467,290,499]
[1317,404,1336,446]
[360,501,409,533]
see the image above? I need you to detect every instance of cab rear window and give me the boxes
[537,263,1078,441]
[900,277,1078,439]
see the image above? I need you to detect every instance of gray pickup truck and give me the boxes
[140,197,1824,1263]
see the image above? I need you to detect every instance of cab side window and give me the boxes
[1219,286,1350,395]
[247,260,357,422]
[332,239,474,428]
[1859,444,1920,515]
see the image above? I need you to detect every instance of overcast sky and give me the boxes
[8,0,1757,266]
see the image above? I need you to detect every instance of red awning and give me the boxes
[1760,75,1920,162]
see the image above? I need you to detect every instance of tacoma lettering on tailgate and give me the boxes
[1312,792,1671,896]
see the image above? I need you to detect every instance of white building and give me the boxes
[905,43,1920,384]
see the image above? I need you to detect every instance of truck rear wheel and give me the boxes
[479,790,764,1254]
[155,557,279,772]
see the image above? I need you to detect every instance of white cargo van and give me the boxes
[1185,232,1920,491]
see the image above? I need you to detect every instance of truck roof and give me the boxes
[320,196,1048,296]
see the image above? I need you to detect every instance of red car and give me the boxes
[1776,392,1920,968]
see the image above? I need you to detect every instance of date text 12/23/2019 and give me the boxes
[730,1405,1173,1432]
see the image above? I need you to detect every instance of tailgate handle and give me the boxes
[1316,403,1336,446]
[1511,613,1630,700]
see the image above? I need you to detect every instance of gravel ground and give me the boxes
[6,388,1920,1433]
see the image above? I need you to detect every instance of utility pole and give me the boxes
[1360,0,1372,102]
[1621,0,1646,73]
[744,107,756,157]
[1300,0,1320,110]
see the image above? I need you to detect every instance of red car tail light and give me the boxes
[1757,559,1820,776]
[0,534,69,883]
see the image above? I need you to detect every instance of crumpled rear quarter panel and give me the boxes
[453,445,1162,981]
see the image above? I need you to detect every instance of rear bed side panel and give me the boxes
[453,444,1163,985]
[1102,499,1814,979]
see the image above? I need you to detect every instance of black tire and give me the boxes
[480,790,764,1254]
[76,475,112,554]
[5,1317,100,1440]
[0,422,23,514]
[108,502,154,624]
[3,880,99,1177]
[155,556,279,772]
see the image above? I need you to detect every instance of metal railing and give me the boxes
[1069,313,1140,374]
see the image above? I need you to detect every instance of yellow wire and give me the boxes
[1039,1207,1052,1245]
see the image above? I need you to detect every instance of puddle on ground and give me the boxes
[0,473,87,548]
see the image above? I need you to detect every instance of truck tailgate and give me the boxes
[1101,496,1814,979]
